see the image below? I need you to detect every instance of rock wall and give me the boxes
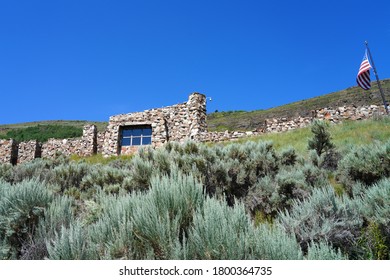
[0,99,388,164]
[18,140,41,164]
[0,139,18,164]
[102,92,207,156]
[200,104,387,143]
[264,104,386,134]
[41,124,97,159]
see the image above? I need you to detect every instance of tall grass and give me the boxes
[240,117,390,156]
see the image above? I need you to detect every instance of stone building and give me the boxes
[1,90,387,164]
[0,93,207,164]
[102,92,207,156]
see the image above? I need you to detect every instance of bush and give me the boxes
[88,193,140,259]
[46,222,98,260]
[308,120,335,156]
[358,179,390,228]
[185,198,252,260]
[245,167,313,220]
[277,186,363,257]
[279,147,297,166]
[0,180,53,259]
[50,163,91,192]
[131,170,204,259]
[0,164,13,182]
[4,159,56,184]
[338,140,390,190]
[23,195,75,260]
[306,241,346,260]
[357,221,388,260]
[249,224,304,260]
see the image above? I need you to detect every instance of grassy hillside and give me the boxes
[208,79,390,131]
[0,120,108,141]
[238,116,390,156]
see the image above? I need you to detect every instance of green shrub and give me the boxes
[46,222,98,260]
[128,157,154,191]
[277,186,362,257]
[185,198,252,260]
[245,168,313,220]
[245,176,280,219]
[0,164,13,182]
[279,146,297,166]
[306,241,346,260]
[131,170,204,259]
[249,224,304,260]
[307,120,335,156]
[24,195,75,260]
[80,165,131,191]
[338,140,390,190]
[357,221,388,260]
[0,180,53,259]
[88,193,140,259]
[5,159,56,184]
[275,168,311,209]
[358,179,390,228]
[50,163,91,192]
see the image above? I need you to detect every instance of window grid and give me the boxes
[121,126,152,147]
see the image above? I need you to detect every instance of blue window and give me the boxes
[120,126,152,146]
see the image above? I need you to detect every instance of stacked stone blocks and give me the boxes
[0,93,388,164]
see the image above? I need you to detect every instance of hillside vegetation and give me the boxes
[1,117,390,260]
[0,121,107,142]
[208,79,390,131]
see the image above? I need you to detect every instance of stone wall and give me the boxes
[0,139,18,164]
[41,124,97,159]
[0,98,388,164]
[18,140,41,164]
[263,104,386,134]
[102,92,207,156]
[200,104,388,143]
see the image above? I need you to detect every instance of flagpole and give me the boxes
[365,41,389,114]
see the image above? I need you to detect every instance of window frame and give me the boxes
[120,125,152,147]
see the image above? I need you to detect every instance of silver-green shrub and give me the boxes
[24,195,75,260]
[306,241,346,260]
[249,224,304,260]
[46,222,98,260]
[0,163,13,182]
[277,186,362,256]
[185,198,252,259]
[0,180,53,259]
[131,169,204,259]
[338,140,390,190]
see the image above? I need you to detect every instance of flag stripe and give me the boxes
[356,51,371,90]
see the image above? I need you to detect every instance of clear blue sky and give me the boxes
[1,0,389,124]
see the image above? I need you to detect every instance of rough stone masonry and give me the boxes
[0,93,208,164]
[101,92,207,156]
[0,92,387,164]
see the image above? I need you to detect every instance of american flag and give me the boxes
[356,51,372,90]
